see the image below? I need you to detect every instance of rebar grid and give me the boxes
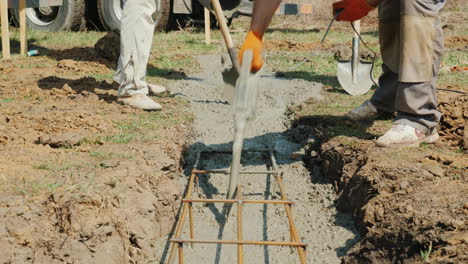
[166,150,307,264]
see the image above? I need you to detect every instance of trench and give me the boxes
[155,55,360,263]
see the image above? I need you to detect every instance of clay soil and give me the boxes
[0,51,192,263]
[1,9,467,264]
[290,90,468,263]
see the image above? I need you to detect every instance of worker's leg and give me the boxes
[369,0,400,112]
[347,0,399,121]
[393,0,444,133]
[114,0,157,97]
[375,0,444,147]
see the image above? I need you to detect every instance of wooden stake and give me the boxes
[0,0,11,59]
[204,7,211,45]
[19,0,27,55]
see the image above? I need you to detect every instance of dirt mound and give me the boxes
[294,89,468,263]
[264,40,376,60]
[317,137,467,263]
[438,92,468,151]
[94,30,120,65]
[0,54,192,263]
[264,40,330,51]
[444,36,468,50]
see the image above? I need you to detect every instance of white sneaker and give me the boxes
[347,100,379,121]
[148,83,167,95]
[375,124,439,148]
[118,94,162,111]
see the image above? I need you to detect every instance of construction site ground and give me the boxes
[0,9,467,264]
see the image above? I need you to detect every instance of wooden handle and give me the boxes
[352,20,360,38]
[210,0,234,49]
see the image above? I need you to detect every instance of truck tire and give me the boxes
[97,0,172,32]
[11,0,85,31]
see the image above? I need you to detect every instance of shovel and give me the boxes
[211,0,240,103]
[337,20,373,96]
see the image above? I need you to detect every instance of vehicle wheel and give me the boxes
[11,0,85,31]
[97,0,172,32]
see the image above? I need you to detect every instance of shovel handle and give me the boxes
[352,20,360,38]
[211,0,234,49]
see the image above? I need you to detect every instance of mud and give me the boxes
[0,54,190,263]
[153,55,360,263]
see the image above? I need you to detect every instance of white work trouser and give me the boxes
[114,0,160,97]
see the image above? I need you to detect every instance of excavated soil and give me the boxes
[0,53,191,263]
[153,55,360,263]
[438,92,468,151]
[294,92,468,263]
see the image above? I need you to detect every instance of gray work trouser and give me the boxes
[370,0,445,133]
[114,0,160,97]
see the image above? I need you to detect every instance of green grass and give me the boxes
[33,163,50,170]
[0,98,14,103]
[89,151,135,160]
[420,241,433,263]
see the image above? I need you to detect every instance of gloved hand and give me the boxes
[332,0,375,22]
[238,30,263,73]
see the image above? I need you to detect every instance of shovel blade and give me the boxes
[337,60,374,96]
[222,66,238,103]
[222,48,240,104]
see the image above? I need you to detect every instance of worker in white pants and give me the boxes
[114,0,166,111]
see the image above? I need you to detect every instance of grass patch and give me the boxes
[420,241,433,263]
[90,151,135,160]
[33,163,50,170]
[0,98,14,103]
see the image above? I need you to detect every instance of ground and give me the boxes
[0,7,467,264]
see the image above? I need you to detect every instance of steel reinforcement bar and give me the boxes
[166,149,307,264]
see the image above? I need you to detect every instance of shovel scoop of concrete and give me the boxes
[337,60,374,96]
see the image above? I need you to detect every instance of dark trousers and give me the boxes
[370,0,445,133]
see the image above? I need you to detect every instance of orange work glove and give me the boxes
[332,0,375,22]
[238,30,263,73]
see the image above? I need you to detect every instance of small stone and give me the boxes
[463,202,468,209]
[399,181,410,190]
[100,160,120,168]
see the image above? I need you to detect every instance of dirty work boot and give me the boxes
[118,94,162,111]
[148,83,167,95]
[375,124,439,148]
[346,100,379,121]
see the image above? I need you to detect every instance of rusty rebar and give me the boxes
[193,169,279,175]
[188,202,194,247]
[168,150,307,264]
[237,185,244,264]
[167,153,201,264]
[182,198,293,205]
[200,148,274,154]
[170,239,307,247]
[270,151,307,264]
[178,243,183,264]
